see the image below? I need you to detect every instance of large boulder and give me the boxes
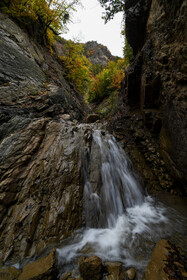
[78,256,103,280]
[19,248,57,280]
[125,268,136,280]
[105,262,124,280]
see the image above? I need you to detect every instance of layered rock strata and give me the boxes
[0,12,89,265]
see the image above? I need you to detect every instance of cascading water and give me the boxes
[57,128,187,278]
[83,130,144,228]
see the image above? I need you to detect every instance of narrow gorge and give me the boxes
[0,0,187,279]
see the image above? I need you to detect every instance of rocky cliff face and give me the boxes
[116,0,187,193]
[0,12,90,265]
[83,41,116,66]
[54,39,116,67]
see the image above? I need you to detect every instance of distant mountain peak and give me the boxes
[83,40,118,66]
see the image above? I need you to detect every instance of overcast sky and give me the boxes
[63,0,124,57]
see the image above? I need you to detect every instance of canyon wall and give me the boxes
[0,12,89,265]
[116,0,187,193]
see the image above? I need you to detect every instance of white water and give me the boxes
[57,129,187,276]
[83,130,145,228]
[58,197,170,267]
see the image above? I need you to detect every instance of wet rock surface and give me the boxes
[125,268,136,280]
[19,248,57,280]
[104,262,124,280]
[107,114,174,194]
[1,242,186,280]
[0,119,104,265]
[143,239,187,280]
[78,255,103,280]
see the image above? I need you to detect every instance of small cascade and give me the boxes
[57,126,187,278]
[83,130,144,228]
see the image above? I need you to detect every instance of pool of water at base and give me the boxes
[57,194,187,280]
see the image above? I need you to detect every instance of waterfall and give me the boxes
[83,130,144,228]
[57,127,187,276]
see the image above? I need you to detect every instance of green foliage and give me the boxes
[60,40,92,94]
[87,58,125,103]
[122,25,134,65]
[98,0,125,22]
[123,37,133,65]
[98,0,134,65]
[90,64,104,76]
[0,0,80,44]
[98,91,118,118]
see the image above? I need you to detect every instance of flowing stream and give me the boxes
[57,129,187,278]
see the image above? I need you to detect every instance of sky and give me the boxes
[62,0,124,57]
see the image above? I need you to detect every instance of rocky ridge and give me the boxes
[53,39,116,67]
[83,41,116,66]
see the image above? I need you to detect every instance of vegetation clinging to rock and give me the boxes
[60,40,92,94]
[0,0,80,44]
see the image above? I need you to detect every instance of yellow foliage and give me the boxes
[60,40,92,94]
[87,59,125,103]
[0,0,80,45]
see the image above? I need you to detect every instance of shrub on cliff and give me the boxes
[0,0,80,45]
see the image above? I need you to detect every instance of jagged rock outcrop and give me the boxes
[0,118,86,264]
[117,0,187,193]
[83,41,116,66]
[53,39,116,67]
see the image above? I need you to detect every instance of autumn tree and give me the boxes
[0,0,80,44]
[60,40,92,94]
[87,58,125,103]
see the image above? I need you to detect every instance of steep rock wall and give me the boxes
[119,0,187,192]
[0,13,90,265]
